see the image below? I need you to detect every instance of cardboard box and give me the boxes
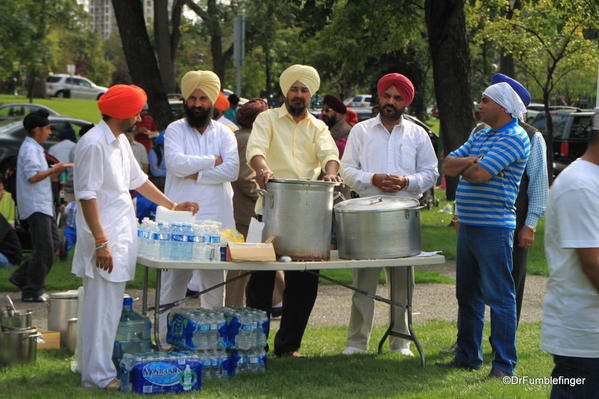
[37,331,61,349]
[227,242,276,262]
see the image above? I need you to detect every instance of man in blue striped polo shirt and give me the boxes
[438,82,530,378]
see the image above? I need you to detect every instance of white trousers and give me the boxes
[80,271,126,388]
[346,267,414,351]
[159,269,224,342]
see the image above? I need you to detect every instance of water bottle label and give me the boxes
[172,234,186,242]
[152,232,160,240]
[198,323,210,332]
[143,231,150,239]
[137,229,143,238]
[241,324,253,332]
[209,236,220,244]
[187,235,195,243]
[160,233,170,241]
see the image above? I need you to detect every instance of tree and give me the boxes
[184,0,240,87]
[426,0,474,200]
[111,0,173,130]
[154,0,185,93]
[480,0,599,178]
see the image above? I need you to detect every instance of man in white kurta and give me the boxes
[159,70,239,340]
[341,73,438,356]
[73,84,198,389]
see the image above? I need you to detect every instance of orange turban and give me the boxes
[98,84,147,119]
[376,73,415,106]
[214,92,230,112]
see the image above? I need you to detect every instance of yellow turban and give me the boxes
[180,70,221,104]
[279,64,320,96]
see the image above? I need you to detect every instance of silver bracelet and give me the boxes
[95,241,110,250]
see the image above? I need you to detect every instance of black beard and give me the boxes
[323,114,337,127]
[380,104,405,122]
[285,97,306,117]
[184,104,212,129]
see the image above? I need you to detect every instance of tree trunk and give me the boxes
[499,51,516,78]
[154,0,176,93]
[425,0,474,201]
[27,0,48,101]
[207,0,225,85]
[112,0,173,130]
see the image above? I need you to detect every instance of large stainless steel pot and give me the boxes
[47,291,79,347]
[334,196,422,259]
[260,179,337,260]
[0,327,40,366]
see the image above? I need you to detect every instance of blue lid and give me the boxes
[123,297,133,306]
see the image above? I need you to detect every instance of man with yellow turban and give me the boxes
[245,64,342,358]
[73,84,198,389]
[159,70,239,338]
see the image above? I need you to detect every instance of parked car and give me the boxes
[343,94,372,108]
[0,116,92,166]
[525,103,580,124]
[46,74,108,100]
[531,109,595,176]
[0,103,59,122]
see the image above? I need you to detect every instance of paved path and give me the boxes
[2,261,547,332]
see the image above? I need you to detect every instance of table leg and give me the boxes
[153,268,162,351]
[142,266,149,315]
[376,266,425,367]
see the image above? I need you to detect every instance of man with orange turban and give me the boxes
[341,73,438,357]
[73,84,198,389]
[159,71,239,337]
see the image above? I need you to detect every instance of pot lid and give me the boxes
[49,290,79,299]
[268,178,339,187]
[334,195,420,213]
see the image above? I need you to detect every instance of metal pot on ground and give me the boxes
[47,291,79,347]
[334,196,422,259]
[260,178,338,260]
[0,327,40,366]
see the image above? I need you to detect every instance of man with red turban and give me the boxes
[341,73,439,357]
[73,84,198,389]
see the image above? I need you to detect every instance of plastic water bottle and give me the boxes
[112,297,152,367]
[158,222,171,260]
[147,222,160,259]
[182,224,194,261]
[170,224,184,261]
[208,224,222,262]
[182,365,193,391]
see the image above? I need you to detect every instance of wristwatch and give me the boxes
[525,224,536,232]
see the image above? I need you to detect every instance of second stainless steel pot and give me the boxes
[0,327,39,366]
[334,196,422,259]
[260,179,337,260]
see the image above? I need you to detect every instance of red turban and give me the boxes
[376,73,415,106]
[214,92,230,112]
[98,84,147,119]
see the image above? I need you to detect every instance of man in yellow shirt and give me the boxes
[245,64,342,358]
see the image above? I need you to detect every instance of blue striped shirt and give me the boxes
[449,118,531,228]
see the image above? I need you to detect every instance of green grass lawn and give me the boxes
[0,321,553,399]
[0,188,548,293]
[0,94,101,122]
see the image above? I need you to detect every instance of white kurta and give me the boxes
[160,119,239,334]
[341,114,439,199]
[73,120,148,281]
[164,118,239,228]
[72,120,148,389]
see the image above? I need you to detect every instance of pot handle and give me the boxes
[257,189,268,197]
[333,191,346,202]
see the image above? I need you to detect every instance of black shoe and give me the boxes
[8,274,25,290]
[442,342,458,354]
[185,289,198,298]
[270,306,283,318]
[435,358,479,371]
[22,294,48,303]
[488,368,512,379]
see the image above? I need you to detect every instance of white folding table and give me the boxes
[137,251,445,367]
